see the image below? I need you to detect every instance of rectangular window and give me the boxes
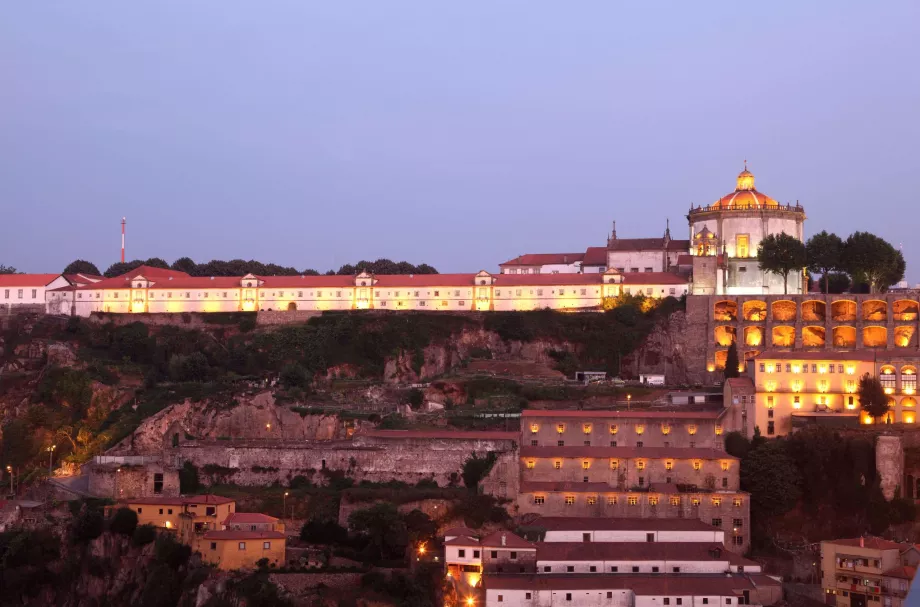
[533,495,545,505]
[670,496,681,506]
[263,542,270,550]
[627,496,639,505]
[712,518,723,527]
[238,542,246,551]
[607,496,617,505]
[733,518,743,527]
[586,495,597,505]
[736,234,749,258]
[670,288,676,295]
[767,421,775,435]
[458,549,465,557]
[759,363,765,372]
[673,567,681,573]
[564,495,575,505]
[210,542,217,550]
[610,566,618,572]
[733,536,744,546]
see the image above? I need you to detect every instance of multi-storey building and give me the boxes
[536,517,727,544]
[49,265,687,317]
[821,537,919,607]
[742,351,920,437]
[516,410,749,552]
[2,273,100,314]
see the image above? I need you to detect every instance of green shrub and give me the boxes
[133,524,157,546]
[109,507,138,536]
[71,509,104,543]
[179,461,200,494]
[154,533,191,568]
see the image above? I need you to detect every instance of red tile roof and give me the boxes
[536,542,752,564]
[519,446,736,460]
[0,274,61,287]
[726,378,754,392]
[443,535,481,546]
[223,512,279,525]
[621,272,688,286]
[533,517,722,532]
[121,495,235,506]
[830,537,909,550]
[608,238,689,253]
[483,573,778,594]
[203,530,285,540]
[442,526,479,538]
[363,430,518,440]
[522,410,724,420]
[582,247,608,266]
[500,254,585,267]
[494,274,602,286]
[479,530,536,549]
[676,254,693,265]
[756,351,878,362]
[882,565,917,580]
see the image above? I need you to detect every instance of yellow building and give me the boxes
[198,529,286,570]
[117,494,236,534]
[751,351,919,437]
[822,537,919,607]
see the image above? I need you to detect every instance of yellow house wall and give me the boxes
[201,537,286,570]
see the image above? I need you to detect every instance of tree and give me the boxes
[403,509,438,545]
[348,502,408,560]
[462,452,497,491]
[0,264,18,274]
[841,232,905,293]
[806,231,845,294]
[858,373,890,422]
[820,272,851,294]
[170,257,198,275]
[757,232,807,294]
[724,342,740,379]
[144,257,170,269]
[62,260,101,276]
[103,259,145,278]
[724,431,752,459]
[109,507,139,536]
[740,440,801,519]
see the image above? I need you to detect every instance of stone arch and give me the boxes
[772,326,795,347]
[894,300,919,321]
[714,300,737,321]
[742,301,767,322]
[833,326,856,348]
[895,326,916,348]
[802,326,826,347]
[287,302,297,311]
[832,300,857,322]
[743,350,760,364]
[771,300,797,322]
[862,300,888,322]
[714,326,736,347]
[714,350,728,370]
[900,397,916,408]
[801,300,826,322]
[863,326,887,348]
[743,326,764,347]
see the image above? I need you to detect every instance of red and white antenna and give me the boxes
[121,217,126,263]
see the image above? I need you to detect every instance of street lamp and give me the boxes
[283,491,289,522]
[114,467,121,499]
[627,394,632,410]
[47,444,56,476]
[6,465,12,495]
[266,423,271,432]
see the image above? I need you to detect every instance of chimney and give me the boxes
[501,534,506,547]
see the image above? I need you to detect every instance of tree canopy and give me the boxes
[724,342,740,379]
[101,257,439,278]
[740,439,802,520]
[806,231,845,294]
[841,232,905,293]
[62,260,102,276]
[757,232,806,294]
[0,264,18,274]
[818,272,851,294]
[348,502,408,560]
[858,373,890,421]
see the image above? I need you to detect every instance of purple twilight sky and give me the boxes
[2,1,919,279]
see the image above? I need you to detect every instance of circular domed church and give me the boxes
[688,165,806,295]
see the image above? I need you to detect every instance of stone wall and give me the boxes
[86,461,180,499]
[256,310,323,326]
[88,311,255,329]
[876,434,905,500]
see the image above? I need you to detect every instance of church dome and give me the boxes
[712,164,779,210]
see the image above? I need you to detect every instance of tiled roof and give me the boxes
[608,238,689,252]
[0,274,61,287]
[483,573,779,594]
[536,542,745,563]
[533,517,722,532]
[362,430,517,440]
[676,254,693,265]
[500,254,585,267]
[494,273,602,286]
[621,272,688,286]
[203,530,285,540]
[359,274,476,288]
[756,351,878,362]
[479,530,536,549]
[882,565,917,580]
[582,247,608,266]
[726,378,755,392]
[443,535,480,546]
[223,513,279,525]
[121,495,235,507]
[830,537,909,550]
[519,446,736,460]
[522,410,724,420]
[442,526,479,538]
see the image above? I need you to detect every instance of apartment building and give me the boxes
[821,537,920,607]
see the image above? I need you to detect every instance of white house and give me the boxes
[536,518,726,544]
[0,274,70,312]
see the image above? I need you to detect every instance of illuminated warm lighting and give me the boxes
[766,364,775,373]
[418,544,426,555]
[530,423,539,433]
[904,413,915,424]
[665,460,673,471]
[862,413,874,425]
[556,424,565,434]
[164,521,172,529]
[526,460,535,469]
[715,425,723,436]
[707,364,715,373]
[885,388,894,395]
[883,368,894,375]
[737,364,745,373]
[818,380,829,393]
[661,424,671,435]
[635,424,645,435]
[905,388,916,395]
[582,460,590,470]
[721,461,730,471]
[791,365,802,374]
[687,425,697,435]
[266,423,271,431]
[792,399,802,410]
[765,381,777,393]
[466,597,475,606]
[692,460,702,471]
[610,459,618,470]
[583,424,592,434]
[636,460,646,470]
[627,394,632,402]
[818,365,827,374]
[846,366,856,375]
[791,381,802,393]
[609,424,618,435]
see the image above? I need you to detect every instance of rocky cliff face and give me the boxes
[622,311,700,384]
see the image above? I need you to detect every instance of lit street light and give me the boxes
[47,444,56,476]
[283,491,289,522]
[6,465,12,496]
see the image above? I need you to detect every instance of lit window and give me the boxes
[609,459,618,470]
[607,496,618,505]
[732,497,743,507]
[715,425,723,435]
[661,424,671,435]
[609,424,618,435]
[526,460,535,469]
[648,496,659,506]
[587,495,597,505]
[636,460,646,470]
[557,424,565,433]
[533,495,545,505]
[691,497,701,506]
[564,495,575,505]
[582,460,590,470]
[635,425,645,435]
[627,496,639,506]
[583,424,592,434]
[530,423,539,433]
[693,461,702,471]
[553,461,562,470]
[669,496,681,506]
[665,460,673,471]
[712,497,722,506]
[721,461,730,471]
[687,425,697,435]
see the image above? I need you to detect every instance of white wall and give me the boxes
[445,544,482,566]
[543,530,725,543]
[622,283,688,299]
[538,558,730,574]
[608,251,671,273]
[486,587,633,607]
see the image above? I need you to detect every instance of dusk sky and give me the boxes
[2,1,919,279]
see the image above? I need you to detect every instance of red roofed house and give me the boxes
[822,536,920,607]
[0,273,70,313]
[198,529,286,570]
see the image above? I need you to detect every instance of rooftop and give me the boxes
[442,526,479,538]
[500,253,585,267]
[361,429,518,441]
[482,573,780,594]
[520,446,736,460]
[0,273,62,288]
[620,272,688,286]
[223,512,279,525]
[479,530,536,550]
[536,542,757,566]
[533,517,723,533]
[120,494,235,507]
[828,537,910,551]
[202,530,285,541]
[522,409,724,420]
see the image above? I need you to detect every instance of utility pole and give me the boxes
[47,444,56,476]
[6,465,12,496]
